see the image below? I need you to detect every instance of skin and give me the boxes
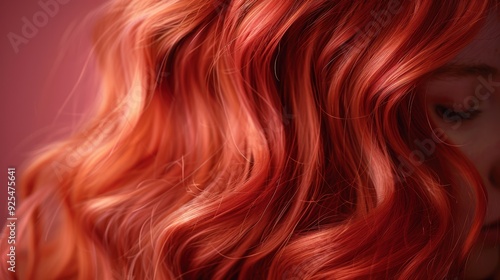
[423,11,500,279]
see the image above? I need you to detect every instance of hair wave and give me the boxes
[2,0,497,279]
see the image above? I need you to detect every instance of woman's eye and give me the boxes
[434,104,481,122]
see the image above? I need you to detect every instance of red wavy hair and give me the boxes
[1,0,497,279]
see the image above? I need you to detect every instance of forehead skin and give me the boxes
[451,12,500,69]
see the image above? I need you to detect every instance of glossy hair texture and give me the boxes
[1,0,497,279]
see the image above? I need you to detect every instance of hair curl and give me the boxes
[1,0,497,279]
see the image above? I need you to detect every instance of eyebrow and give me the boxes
[428,62,498,78]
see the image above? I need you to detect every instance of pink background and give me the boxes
[0,0,105,225]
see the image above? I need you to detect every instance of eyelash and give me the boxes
[434,104,482,122]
